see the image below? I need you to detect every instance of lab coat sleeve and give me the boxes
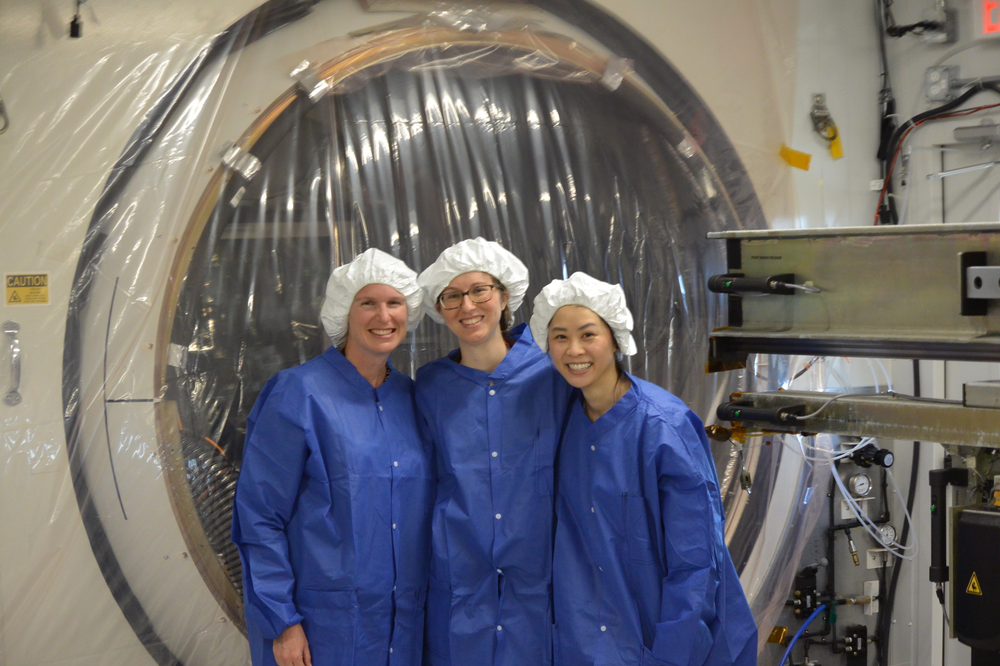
[648,416,724,666]
[232,376,310,639]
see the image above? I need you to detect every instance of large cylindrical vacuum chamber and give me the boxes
[48,1,808,663]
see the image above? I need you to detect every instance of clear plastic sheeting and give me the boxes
[0,1,803,664]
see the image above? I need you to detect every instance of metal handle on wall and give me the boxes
[3,321,21,406]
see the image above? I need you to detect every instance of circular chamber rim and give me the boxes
[156,24,749,631]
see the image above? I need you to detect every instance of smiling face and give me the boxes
[547,305,619,390]
[343,283,409,360]
[436,271,509,347]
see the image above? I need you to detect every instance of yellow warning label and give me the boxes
[5,273,49,306]
[967,571,983,596]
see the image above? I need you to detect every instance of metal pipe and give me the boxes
[926,159,998,180]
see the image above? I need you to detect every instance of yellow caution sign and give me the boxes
[967,571,983,596]
[5,273,49,306]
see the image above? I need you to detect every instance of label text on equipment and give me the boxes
[967,571,983,596]
[5,273,49,305]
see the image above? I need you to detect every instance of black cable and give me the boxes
[886,20,944,37]
[875,0,899,224]
[878,82,1000,224]
[885,83,1000,165]
[877,360,922,666]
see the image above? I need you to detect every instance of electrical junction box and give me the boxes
[954,508,1000,650]
[976,0,1000,37]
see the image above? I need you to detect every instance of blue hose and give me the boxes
[778,603,827,666]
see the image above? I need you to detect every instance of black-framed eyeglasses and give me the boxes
[438,284,498,310]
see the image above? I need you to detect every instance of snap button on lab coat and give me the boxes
[497,625,503,631]
[497,568,503,573]
[591,445,596,451]
[379,405,383,411]
[495,513,502,520]
[489,389,496,396]
[601,626,607,632]
[393,461,398,467]
[390,647,393,653]
[392,523,397,529]
[492,451,497,457]
[591,507,595,513]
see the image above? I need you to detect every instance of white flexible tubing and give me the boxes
[821,358,850,393]
[833,465,917,560]
[874,358,893,392]
[794,436,875,462]
[866,358,881,394]
[886,467,919,556]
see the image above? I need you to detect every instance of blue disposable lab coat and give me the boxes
[416,323,569,666]
[552,377,757,666]
[232,346,433,666]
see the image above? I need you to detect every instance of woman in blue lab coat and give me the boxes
[415,238,568,666]
[530,272,757,666]
[231,248,433,666]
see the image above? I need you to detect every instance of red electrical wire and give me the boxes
[874,101,1000,225]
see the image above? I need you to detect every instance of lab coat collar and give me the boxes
[320,345,402,399]
[444,322,537,386]
[574,372,641,439]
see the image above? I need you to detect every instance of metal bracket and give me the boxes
[925,65,1000,103]
[3,321,21,406]
[600,57,631,91]
[167,342,188,369]
[220,142,261,181]
[925,66,960,102]
[966,266,1000,299]
[810,93,838,141]
[290,60,331,102]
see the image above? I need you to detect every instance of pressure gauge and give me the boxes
[880,524,898,545]
[849,473,872,497]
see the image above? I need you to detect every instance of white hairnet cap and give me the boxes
[320,248,424,347]
[529,272,637,356]
[417,237,529,324]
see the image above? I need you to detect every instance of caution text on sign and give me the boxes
[5,273,50,306]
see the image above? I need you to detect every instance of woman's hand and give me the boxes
[273,623,312,666]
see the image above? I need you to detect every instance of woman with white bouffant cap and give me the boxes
[530,272,757,666]
[416,237,569,666]
[232,248,433,666]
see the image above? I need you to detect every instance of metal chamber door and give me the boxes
[61,2,792,663]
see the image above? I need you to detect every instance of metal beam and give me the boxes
[705,223,1000,370]
[719,391,1000,449]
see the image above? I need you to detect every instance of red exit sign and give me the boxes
[982,0,1000,35]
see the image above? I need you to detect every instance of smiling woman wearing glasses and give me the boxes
[415,238,569,666]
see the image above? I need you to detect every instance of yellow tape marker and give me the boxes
[5,273,49,305]
[828,126,844,159]
[779,143,811,171]
[967,571,983,596]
